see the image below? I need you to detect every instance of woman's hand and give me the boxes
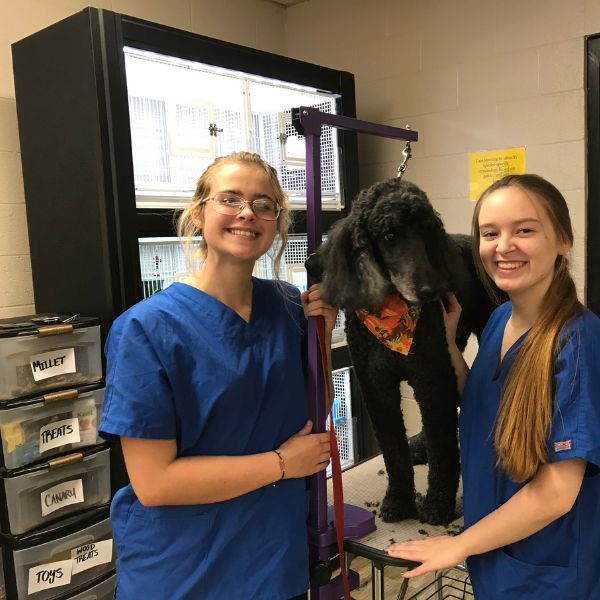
[302,283,338,335]
[278,420,330,478]
[441,293,462,346]
[386,535,467,579]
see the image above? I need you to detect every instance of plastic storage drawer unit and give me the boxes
[1,506,114,600]
[62,572,115,600]
[0,448,111,535]
[0,315,102,402]
[0,386,104,470]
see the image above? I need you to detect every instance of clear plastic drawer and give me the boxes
[0,315,102,402]
[12,512,113,599]
[1,448,111,535]
[0,386,104,470]
[62,572,115,600]
[0,507,113,599]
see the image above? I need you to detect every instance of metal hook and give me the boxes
[397,125,412,180]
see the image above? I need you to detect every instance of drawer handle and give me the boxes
[43,389,80,403]
[37,324,75,336]
[48,452,84,469]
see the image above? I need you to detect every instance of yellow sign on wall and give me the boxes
[468,147,526,201]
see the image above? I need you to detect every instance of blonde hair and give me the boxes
[177,151,291,278]
[472,174,582,482]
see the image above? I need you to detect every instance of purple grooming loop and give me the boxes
[292,106,418,599]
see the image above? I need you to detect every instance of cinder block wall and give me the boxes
[283,0,600,433]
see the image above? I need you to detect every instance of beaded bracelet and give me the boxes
[273,449,285,480]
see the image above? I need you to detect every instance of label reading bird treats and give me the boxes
[71,539,113,575]
[29,347,76,382]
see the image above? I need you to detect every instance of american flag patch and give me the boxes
[554,439,573,452]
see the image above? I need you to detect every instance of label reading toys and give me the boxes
[41,478,84,516]
[30,347,76,382]
[28,559,72,594]
[39,418,80,453]
[71,539,113,575]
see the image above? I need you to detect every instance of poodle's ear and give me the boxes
[316,217,362,309]
[317,205,388,311]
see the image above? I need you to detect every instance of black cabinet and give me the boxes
[12,7,359,331]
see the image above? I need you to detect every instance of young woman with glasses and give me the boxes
[100,152,336,599]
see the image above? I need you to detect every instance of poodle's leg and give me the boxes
[348,321,417,522]
[360,377,418,522]
[409,304,461,525]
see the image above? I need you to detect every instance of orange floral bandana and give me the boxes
[355,293,421,355]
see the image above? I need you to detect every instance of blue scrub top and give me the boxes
[460,302,600,599]
[100,279,309,600]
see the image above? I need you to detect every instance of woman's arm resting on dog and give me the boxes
[121,420,330,506]
[442,293,469,395]
[386,458,586,578]
[302,283,338,411]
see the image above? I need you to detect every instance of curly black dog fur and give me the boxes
[309,178,496,525]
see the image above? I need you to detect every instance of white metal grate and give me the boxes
[327,367,355,476]
[139,239,198,298]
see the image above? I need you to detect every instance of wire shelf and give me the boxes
[403,568,473,600]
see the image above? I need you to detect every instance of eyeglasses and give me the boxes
[201,192,281,221]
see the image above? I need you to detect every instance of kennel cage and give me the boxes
[125,47,343,212]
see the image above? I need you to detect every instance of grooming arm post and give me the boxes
[292,106,419,599]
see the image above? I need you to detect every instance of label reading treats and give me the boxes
[39,418,80,453]
[28,560,72,594]
[41,478,84,516]
[71,539,113,575]
[30,347,76,382]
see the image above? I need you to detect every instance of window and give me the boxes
[125,47,342,210]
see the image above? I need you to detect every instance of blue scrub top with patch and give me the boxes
[100,279,309,600]
[460,302,600,599]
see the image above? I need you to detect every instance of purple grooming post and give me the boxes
[291,106,418,599]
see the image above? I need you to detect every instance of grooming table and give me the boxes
[327,455,469,600]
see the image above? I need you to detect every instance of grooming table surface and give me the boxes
[328,454,464,556]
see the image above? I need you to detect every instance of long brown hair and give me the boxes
[177,151,291,278]
[472,174,582,482]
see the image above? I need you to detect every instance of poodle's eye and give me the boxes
[384,232,396,241]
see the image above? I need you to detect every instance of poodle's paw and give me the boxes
[416,494,456,526]
[379,491,418,523]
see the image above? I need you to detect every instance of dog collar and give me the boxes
[355,293,421,355]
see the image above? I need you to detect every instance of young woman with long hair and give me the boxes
[387,174,600,599]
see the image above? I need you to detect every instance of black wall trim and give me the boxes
[586,36,600,316]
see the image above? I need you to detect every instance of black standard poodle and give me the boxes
[307,178,496,525]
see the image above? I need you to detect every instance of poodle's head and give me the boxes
[310,178,463,311]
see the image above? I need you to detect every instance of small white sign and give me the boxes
[41,478,84,517]
[30,347,76,382]
[28,560,72,594]
[71,539,113,575]
[39,418,80,453]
